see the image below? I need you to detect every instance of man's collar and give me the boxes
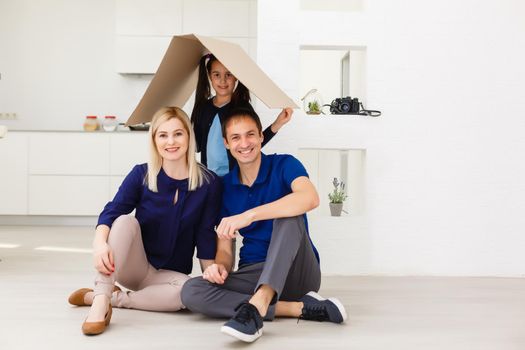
[231,153,270,186]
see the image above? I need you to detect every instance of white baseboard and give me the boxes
[0,215,97,226]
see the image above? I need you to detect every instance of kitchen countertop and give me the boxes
[8,129,148,133]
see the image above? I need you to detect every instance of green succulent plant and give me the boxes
[307,100,321,114]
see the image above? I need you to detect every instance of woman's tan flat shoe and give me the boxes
[68,288,93,306]
[82,304,112,335]
[68,286,122,306]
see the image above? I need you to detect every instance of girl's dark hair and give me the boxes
[191,54,251,124]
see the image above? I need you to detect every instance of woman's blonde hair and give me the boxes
[146,106,210,192]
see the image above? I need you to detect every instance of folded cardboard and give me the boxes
[126,34,298,126]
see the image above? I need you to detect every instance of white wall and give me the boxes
[299,49,347,108]
[0,0,152,130]
[299,48,367,108]
[258,0,525,276]
[1,0,525,276]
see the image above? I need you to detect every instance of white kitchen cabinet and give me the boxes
[28,176,110,215]
[115,36,172,74]
[116,0,183,36]
[110,133,149,175]
[110,176,126,200]
[1,131,150,217]
[0,133,28,214]
[183,0,253,38]
[116,0,254,37]
[115,0,257,74]
[116,35,256,74]
[29,133,110,175]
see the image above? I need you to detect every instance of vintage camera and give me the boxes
[330,97,360,114]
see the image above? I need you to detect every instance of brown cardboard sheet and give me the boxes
[126,34,297,126]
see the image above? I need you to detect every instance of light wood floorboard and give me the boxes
[1,226,524,349]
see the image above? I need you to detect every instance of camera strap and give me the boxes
[359,103,381,117]
[321,102,382,117]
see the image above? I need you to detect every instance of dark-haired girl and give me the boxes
[191,54,292,176]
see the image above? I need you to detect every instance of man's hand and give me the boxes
[216,211,254,240]
[271,107,293,133]
[202,263,229,284]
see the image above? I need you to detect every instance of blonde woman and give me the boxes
[68,107,222,335]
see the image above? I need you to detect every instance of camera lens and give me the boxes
[340,102,351,113]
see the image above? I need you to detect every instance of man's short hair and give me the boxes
[221,106,263,139]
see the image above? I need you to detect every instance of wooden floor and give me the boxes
[1,225,524,350]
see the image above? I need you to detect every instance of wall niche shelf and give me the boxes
[298,147,366,218]
[299,45,367,117]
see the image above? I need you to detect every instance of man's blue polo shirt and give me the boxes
[221,153,320,267]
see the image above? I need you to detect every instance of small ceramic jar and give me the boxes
[103,116,118,132]
[83,116,99,131]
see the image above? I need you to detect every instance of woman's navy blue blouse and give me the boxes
[97,164,222,274]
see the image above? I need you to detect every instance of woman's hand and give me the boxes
[93,241,115,276]
[202,263,229,284]
[271,107,293,133]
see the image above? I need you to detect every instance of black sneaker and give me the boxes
[300,291,347,323]
[221,303,264,342]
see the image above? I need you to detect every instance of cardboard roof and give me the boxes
[126,34,298,126]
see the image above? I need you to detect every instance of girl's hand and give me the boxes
[93,242,115,276]
[271,107,293,132]
[202,263,229,284]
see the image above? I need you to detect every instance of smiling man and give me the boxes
[181,107,347,343]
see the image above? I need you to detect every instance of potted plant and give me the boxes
[328,177,348,216]
[301,89,324,115]
[307,100,321,115]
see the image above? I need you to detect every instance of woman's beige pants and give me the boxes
[93,215,190,311]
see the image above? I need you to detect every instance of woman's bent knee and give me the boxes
[111,215,140,232]
[107,215,140,244]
